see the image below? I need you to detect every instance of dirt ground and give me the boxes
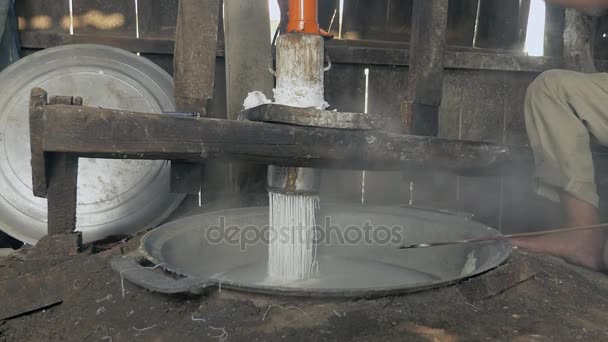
[1,233,608,342]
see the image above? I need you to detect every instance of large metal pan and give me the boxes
[113,205,511,298]
[0,44,184,244]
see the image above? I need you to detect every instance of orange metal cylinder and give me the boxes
[286,0,320,34]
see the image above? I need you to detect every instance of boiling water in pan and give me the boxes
[146,206,510,293]
[217,255,437,289]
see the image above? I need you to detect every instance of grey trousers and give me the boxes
[525,70,608,208]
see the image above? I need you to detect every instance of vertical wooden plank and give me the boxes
[224,0,273,119]
[503,72,538,146]
[72,0,136,36]
[210,59,227,120]
[325,63,366,112]
[342,0,412,41]
[16,0,70,33]
[594,15,608,59]
[200,59,231,202]
[171,0,220,198]
[141,54,174,75]
[224,0,273,195]
[545,5,565,57]
[319,0,340,36]
[563,8,596,72]
[459,71,505,143]
[365,65,410,206]
[456,70,505,229]
[138,0,178,38]
[368,65,407,134]
[321,63,366,204]
[47,153,79,236]
[517,0,531,51]
[404,0,448,136]
[446,0,478,47]
[405,69,461,211]
[338,0,478,46]
[475,0,520,49]
[174,0,220,115]
[409,69,464,210]
[438,70,461,140]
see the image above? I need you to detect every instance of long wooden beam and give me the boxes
[34,104,533,176]
[22,31,608,73]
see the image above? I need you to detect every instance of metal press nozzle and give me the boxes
[267,165,321,195]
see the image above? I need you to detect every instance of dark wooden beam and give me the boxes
[18,31,179,54]
[21,31,608,73]
[403,0,449,136]
[34,104,534,177]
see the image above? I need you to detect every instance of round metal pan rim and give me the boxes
[139,205,512,298]
[0,44,185,244]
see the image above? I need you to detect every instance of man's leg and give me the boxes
[512,192,603,270]
[512,70,608,271]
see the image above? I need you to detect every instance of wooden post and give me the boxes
[563,9,597,73]
[403,0,449,136]
[474,0,520,49]
[224,0,274,194]
[224,0,273,119]
[29,89,82,237]
[517,0,531,51]
[29,88,48,198]
[46,153,79,236]
[544,4,565,57]
[174,0,220,115]
[172,0,221,195]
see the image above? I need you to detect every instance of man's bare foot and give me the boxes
[511,192,604,271]
[511,229,604,271]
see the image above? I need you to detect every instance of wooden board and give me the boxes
[595,15,608,59]
[475,0,520,49]
[446,0,478,47]
[0,267,66,321]
[365,65,411,206]
[15,0,70,33]
[321,63,366,203]
[545,4,565,57]
[318,0,340,36]
[503,72,538,146]
[368,65,407,134]
[459,71,505,144]
[438,70,461,140]
[72,0,136,36]
[138,0,178,38]
[458,70,506,229]
[173,0,220,114]
[341,0,412,41]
